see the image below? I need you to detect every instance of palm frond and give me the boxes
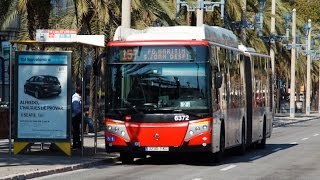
[18,0,28,14]
[0,0,19,30]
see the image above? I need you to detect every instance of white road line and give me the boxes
[192,178,202,180]
[220,165,237,171]
[313,133,319,137]
[272,148,282,152]
[301,137,309,141]
[250,155,262,161]
[290,142,297,144]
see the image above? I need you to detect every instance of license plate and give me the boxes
[145,146,169,151]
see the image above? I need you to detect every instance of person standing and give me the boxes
[72,86,82,149]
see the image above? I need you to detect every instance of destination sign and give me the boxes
[116,46,197,61]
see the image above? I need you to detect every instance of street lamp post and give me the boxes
[305,19,312,115]
[176,0,225,26]
[197,0,204,26]
[255,0,292,114]
[289,9,297,118]
[270,0,276,114]
[121,0,131,28]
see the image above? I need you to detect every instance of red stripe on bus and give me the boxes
[107,40,209,47]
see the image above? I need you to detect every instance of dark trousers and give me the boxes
[84,117,95,133]
[72,113,81,148]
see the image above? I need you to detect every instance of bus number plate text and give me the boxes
[145,147,169,151]
[174,115,190,121]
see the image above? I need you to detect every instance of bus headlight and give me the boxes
[184,119,211,141]
[105,119,130,142]
[202,125,208,130]
[189,130,194,135]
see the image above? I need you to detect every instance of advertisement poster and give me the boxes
[15,51,71,141]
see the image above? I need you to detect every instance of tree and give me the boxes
[294,0,320,24]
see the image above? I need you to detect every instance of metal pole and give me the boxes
[289,9,297,118]
[81,45,84,156]
[306,19,312,115]
[94,47,98,154]
[196,0,204,26]
[8,43,12,155]
[270,0,276,114]
[318,61,320,113]
[121,0,131,28]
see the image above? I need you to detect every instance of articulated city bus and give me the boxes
[104,25,273,163]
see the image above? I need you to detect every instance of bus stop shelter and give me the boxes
[7,34,104,156]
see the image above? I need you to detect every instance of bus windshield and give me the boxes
[106,63,209,115]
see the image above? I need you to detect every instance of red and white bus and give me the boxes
[104,25,273,163]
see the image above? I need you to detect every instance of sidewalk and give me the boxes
[273,111,320,127]
[0,113,320,180]
[0,132,118,180]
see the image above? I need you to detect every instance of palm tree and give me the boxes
[1,0,52,40]
[0,1,11,25]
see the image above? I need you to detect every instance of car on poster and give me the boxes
[24,75,61,99]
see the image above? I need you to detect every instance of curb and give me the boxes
[1,157,119,180]
[273,116,320,127]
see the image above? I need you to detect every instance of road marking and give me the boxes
[250,155,262,160]
[220,165,237,171]
[272,148,282,152]
[301,137,309,141]
[192,178,202,180]
[290,142,297,144]
[313,133,319,137]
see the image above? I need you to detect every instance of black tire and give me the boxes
[237,121,246,155]
[120,152,134,164]
[257,120,266,149]
[35,90,40,99]
[215,126,225,162]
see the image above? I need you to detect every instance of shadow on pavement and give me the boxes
[129,143,296,166]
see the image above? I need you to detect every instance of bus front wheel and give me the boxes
[215,127,225,163]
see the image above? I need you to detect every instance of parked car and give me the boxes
[24,75,61,99]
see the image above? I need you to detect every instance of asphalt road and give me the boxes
[35,118,320,180]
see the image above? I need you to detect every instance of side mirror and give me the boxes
[214,72,222,89]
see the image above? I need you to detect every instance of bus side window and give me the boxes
[210,46,220,110]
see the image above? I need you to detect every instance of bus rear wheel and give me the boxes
[237,121,246,155]
[120,152,134,164]
[257,120,266,149]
